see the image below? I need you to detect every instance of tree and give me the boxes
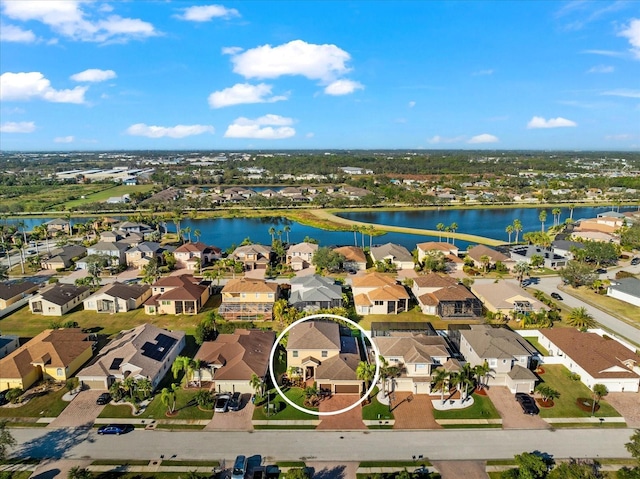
[480,254,491,273]
[312,247,345,273]
[506,224,514,243]
[502,452,548,479]
[0,421,16,461]
[567,307,596,330]
[161,383,179,414]
[539,210,547,232]
[284,224,291,244]
[421,250,446,273]
[560,261,597,288]
[513,261,531,285]
[67,466,92,479]
[195,315,217,345]
[430,367,449,404]
[285,468,311,479]
[473,360,491,390]
[268,226,276,243]
[513,219,523,243]
[534,384,560,403]
[436,222,445,241]
[449,222,458,245]
[591,383,608,416]
[250,373,264,398]
[626,429,640,464]
[351,225,358,247]
[136,378,153,400]
[547,459,603,479]
[142,257,160,284]
[530,254,545,269]
[356,361,376,398]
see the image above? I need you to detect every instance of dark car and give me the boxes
[595,268,607,274]
[631,258,640,266]
[228,392,241,411]
[0,390,8,406]
[515,393,539,416]
[96,392,111,405]
[214,393,231,413]
[97,424,132,435]
[550,292,563,301]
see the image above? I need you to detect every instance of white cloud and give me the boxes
[208,83,287,108]
[472,69,494,76]
[468,134,499,144]
[229,40,352,82]
[408,101,416,108]
[0,121,35,133]
[587,65,614,73]
[619,18,640,59]
[324,79,363,96]
[0,72,87,103]
[605,133,635,140]
[601,89,640,98]
[54,135,74,143]
[581,49,626,57]
[126,123,215,138]
[527,116,577,128]
[70,69,116,82]
[224,114,296,139]
[305,132,315,138]
[222,46,243,55]
[428,135,465,144]
[176,4,240,22]
[1,1,157,43]
[0,24,36,42]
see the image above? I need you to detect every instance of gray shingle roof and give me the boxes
[461,325,536,359]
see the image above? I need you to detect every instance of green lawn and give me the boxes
[252,387,318,421]
[0,386,69,418]
[537,365,621,418]
[560,285,640,330]
[62,184,155,209]
[99,388,213,420]
[357,309,481,332]
[523,337,549,356]
[362,387,394,421]
[432,393,500,420]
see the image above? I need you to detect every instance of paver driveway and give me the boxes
[431,461,488,479]
[308,462,359,479]
[47,389,104,428]
[486,387,549,429]
[317,395,365,430]
[605,392,640,427]
[391,393,440,429]
[205,393,254,430]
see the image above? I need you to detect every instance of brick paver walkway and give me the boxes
[391,393,440,429]
[317,395,366,430]
[48,390,104,429]
[604,392,640,427]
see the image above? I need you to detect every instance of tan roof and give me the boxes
[416,242,457,252]
[374,334,449,364]
[159,282,206,301]
[541,329,640,380]
[333,246,366,264]
[174,241,208,254]
[222,278,279,294]
[432,284,477,301]
[287,320,341,351]
[353,293,372,307]
[315,353,359,381]
[467,245,510,263]
[472,282,546,311]
[352,272,397,288]
[0,328,91,379]
[417,293,439,306]
[461,325,537,359]
[508,364,538,380]
[153,274,200,287]
[367,284,409,301]
[413,273,457,289]
[287,242,318,254]
[194,330,276,381]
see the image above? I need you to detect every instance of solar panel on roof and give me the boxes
[109,358,124,370]
[141,333,177,362]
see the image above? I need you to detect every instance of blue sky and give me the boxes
[1,1,639,151]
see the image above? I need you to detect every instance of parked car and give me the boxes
[231,455,248,479]
[631,257,640,266]
[595,268,607,274]
[550,292,563,301]
[515,393,539,416]
[96,392,111,405]
[214,393,231,413]
[97,424,132,435]
[0,389,8,406]
[228,392,241,411]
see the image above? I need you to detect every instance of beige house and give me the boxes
[29,283,91,316]
[83,282,152,313]
[352,272,409,316]
[231,244,272,270]
[416,242,463,271]
[369,243,414,270]
[144,274,211,315]
[458,325,537,394]
[373,333,452,394]
[333,246,367,271]
[471,281,547,318]
[0,328,94,390]
[173,242,222,270]
[218,278,279,321]
[194,329,276,394]
[0,281,39,310]
[412,274,482,319]
[287,320,363,395]
[77,324,185,391]
[286,242,318,271]
[125,242,164,270]
[41,245,87,270]
[466,245,513,271]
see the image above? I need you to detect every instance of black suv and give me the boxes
[96,392,111,405]
[550,292,563,301]
[631,257,640,266]
[515,393,539,415]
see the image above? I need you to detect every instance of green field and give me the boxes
[432,393,500,420]
[62,184,155,209]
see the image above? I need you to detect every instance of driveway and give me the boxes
[431,461,488,479]
[486,387,549,429]
[31,458,92,479]
[204,394,254,431]
[391,393,440,429]
[605,392,640,427]
[317,395,366,430]
[48,389,104,429]
[308,462,359,479]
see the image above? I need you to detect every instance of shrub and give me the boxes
[6,388,23,404]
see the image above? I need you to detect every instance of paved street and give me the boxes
[8,428,635,463]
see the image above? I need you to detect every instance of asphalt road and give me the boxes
[8,428,636,463]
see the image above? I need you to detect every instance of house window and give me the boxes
[56,368,63,376]
[162,300,171,305]
[268,293,273,298]
[374,300,384,306]
[241,293,246,298]
[489,358,497,368]
[292,351,298,358]
[415,364,426,370]
[321,351,328,358]
[160,288,165,293]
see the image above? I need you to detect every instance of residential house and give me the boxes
[286,242,318,271]
[416,242,463,271]
[0,281,39,310]
[551,240,585,260]
[99,231,122,243]
[194,329,276,394]
[77,324,185,391]
[287,320,363,395]
[509,245,567,269]
[125,241,164,270]
[352,272,409,315]
[83,282,152,313]
[289,275,343,312]
[0,333,20,359]
[231,244,272,271]
[373,332,452,394]
[458,325,538,393]
[0,328,94,390]
[29,283,90,316]
[539,329,639,392]
[466,245,513,271]
[41,245,87,270]
[471,281,547,318]
[218,278,279,321]
[607,277,640,307]
[412,274,482,319]
[333,246,367,271]
[173,242,222,270]
[340,185,372,200]
[116,221,153,235]
[45,218,71,235]
[369,243,414,270]
[86,241,130,266]
[144,274,211,315]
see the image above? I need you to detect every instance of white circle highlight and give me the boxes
[268,313,380,417]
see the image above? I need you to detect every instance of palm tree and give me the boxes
[539,210,547,232]
[368,225,375,249]
[534,384,560,404]
[268,226,276,243]
[473,361,491,390]
[184,226,192,243]
[591,383,608,416]
[160,383,179,415]
[356,361,376,399]
[136,378,153,400]
[284,224,291,244]
[14,237,25,274]
[567,307,596,330]
[513,261,531,285]
[250,373,264,398]
[194,229,201,242]
[436,223,445,241]
[552,208,561,227]
[68,466,92,479]
[430,367,449,405]
[459,362,475,401]
[351,225,358,246]
[505,224,514,244]
[480,254,491,273]
[513,219,523,243]
[449,222,458,245]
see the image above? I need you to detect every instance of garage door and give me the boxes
[334,384,360,394]
[515,382,531,393]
